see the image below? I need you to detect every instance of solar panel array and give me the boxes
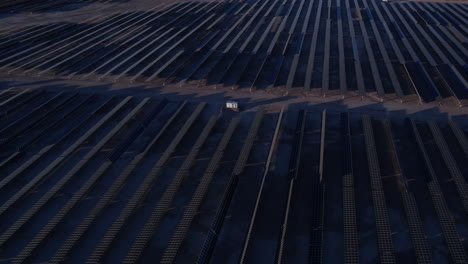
[0,0,466,103]
[0,89,467,263]
[0,0,128,12]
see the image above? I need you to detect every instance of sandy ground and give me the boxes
[1,76,466,123]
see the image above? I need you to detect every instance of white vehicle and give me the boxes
[226,101,239,112]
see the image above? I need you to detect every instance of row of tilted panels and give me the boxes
[0,0,466,104]
[0,0,129,11]
[0,89,467,263]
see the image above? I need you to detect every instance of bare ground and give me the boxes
[1,76,466,121]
